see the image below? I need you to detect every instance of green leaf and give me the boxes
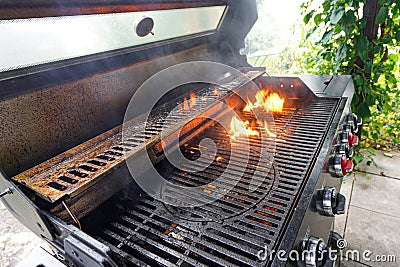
[376,7,388,24]
[304,10,315,24]
[342,10,356,25]
[313,13,321,24]
[353,75,365,87]
[356,102,371,118]
[354,35,369,51]
[335,43,347,61]
[366,147,376,155]
[359,18,367,29]
[388,53,399,62]
[353,155,363,164]
[352,93,359,106]
[321,29,334,43]
[330,7,345,24]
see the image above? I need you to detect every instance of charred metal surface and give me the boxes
[89,97,339,267]
[12,70,264,206]
[0,46,218,178]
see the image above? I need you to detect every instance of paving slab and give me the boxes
[356,150,400,179]
[338,258,371,267]
[342,206,400,267]
[350,173,400,217]
[335,176,354,237]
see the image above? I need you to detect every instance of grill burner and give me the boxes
[89,98,338,267]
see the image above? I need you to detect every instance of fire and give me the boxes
[190,91,196,107]
[179,91,197,111]
[213,88,220,98]
[216,156,224,162]
[266,93,285,112]
[243,90,285,113]
[229,117,276,140]
[183,97,189,110]
[263,121,277,138]
[229,116,259,140]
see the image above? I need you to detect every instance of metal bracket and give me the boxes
[0,169,54,240]
[64,232,118,267]
[0,187,12,198]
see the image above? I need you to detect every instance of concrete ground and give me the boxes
[0,150,399,266]
[334,150,400,266]
[0,202,46,267]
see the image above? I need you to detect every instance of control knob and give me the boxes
[346,113,363,139]
[329,154,353,177]
[316,187,346,216]
[337,128,359,148]
[298,236,328,267]
[334,143,354,159]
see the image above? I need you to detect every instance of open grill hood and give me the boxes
[0,1,358,266]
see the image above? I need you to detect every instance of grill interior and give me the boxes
[9,68,339,266]
[12,70,262,201]
[83,95,338,267]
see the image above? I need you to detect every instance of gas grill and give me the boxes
[0,1,362,267]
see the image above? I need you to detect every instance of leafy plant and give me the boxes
[301,0,400,149]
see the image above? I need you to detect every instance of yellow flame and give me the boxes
[229,116,259,140]
[266,93,285,112]
[213,88,220,98]
[216,156,224,162]
[243,90,285,113]
[263,121,277,138]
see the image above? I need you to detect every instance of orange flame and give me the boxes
[243,90,285,113]
[216,156,224,162]
[229,116,260,140]
[213,88,220,98]
[263,121,277,138]
[180,91,197,111]
[190,91,196,107]
[183,97,189,110]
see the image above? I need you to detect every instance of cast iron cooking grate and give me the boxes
[94,98,338,267]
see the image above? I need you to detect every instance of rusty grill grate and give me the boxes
[12,70,264,203]
[93,98,338,267]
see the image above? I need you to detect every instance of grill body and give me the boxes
[0,2,357,267]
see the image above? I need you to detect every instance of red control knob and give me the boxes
[349,134,359,147]
[329,154,354,177]
[341,156,354,175]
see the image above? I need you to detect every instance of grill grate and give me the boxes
[93,98,338,267]
[13,70,264,203]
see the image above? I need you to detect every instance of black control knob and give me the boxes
[347,113,363,139]
[334,143,353,159]
[342,123,354,135]
[299,236,327,267]
[316,187,346,216]
[329,154,354,177]
[336,130,349,145]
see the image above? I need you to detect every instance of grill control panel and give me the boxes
[328,113,363,177]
